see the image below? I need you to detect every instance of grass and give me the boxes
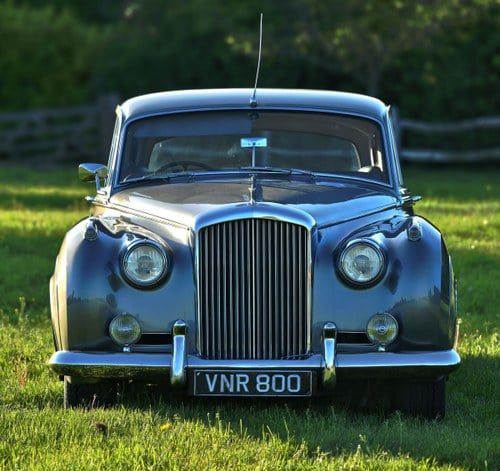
[0,165,498,470]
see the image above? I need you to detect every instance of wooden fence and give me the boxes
[0,94,119,166]
[0,97,498,165]
[395,113,500,163]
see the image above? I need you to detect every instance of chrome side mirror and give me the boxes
[79,163,108,192]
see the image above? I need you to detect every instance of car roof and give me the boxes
[118,88,388,122]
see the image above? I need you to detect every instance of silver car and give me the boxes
[49,89,460,418]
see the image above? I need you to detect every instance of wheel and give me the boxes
[64,377,117,409]
[155,160,213,173]
[394,377,446,420]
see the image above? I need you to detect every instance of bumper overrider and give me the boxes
[49,321,461,396]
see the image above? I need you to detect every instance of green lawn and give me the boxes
[0,165,498,470]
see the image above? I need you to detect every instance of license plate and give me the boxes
[193,370,312,397]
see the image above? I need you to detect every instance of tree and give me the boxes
[228,0,498,97]
[2,0,498,120]
[0,2,102,110]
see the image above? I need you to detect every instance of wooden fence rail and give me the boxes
[0,94,118,166]
[0,97,498,165]
[396,114,500,163]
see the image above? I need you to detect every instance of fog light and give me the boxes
[366,313,398,347]
[109,313,141,346]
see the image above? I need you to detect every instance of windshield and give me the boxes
[118,110,388,183]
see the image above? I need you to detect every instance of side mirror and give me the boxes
[79,163,108,191]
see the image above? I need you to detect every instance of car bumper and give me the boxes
[49,321,461,388]
[49,350,461,376]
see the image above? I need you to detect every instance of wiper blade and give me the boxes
[122,170,200,184]
[122,174,170,184]
[240,166,317,177]
[289,168,318,177]
[240,166,289,173]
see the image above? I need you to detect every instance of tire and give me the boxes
[394,377,446,420]
[64,377,118,409]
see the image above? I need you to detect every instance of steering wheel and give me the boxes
[154,160,213,173]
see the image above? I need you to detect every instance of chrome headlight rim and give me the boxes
[121,239,170,288]
[338,238,386,287]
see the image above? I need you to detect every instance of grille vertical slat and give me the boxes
[198,218,309,360]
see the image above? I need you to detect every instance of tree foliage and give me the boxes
[0,2,103,109]
[0,0,498,120]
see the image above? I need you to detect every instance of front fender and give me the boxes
[50,216,197,352]
[311,214,457,351]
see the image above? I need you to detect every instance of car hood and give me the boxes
[109,178,399,229]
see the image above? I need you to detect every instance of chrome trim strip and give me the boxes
[322,322,337,389]
[170,320,187,386]
[193,203,315,232]
[49,349,460,380]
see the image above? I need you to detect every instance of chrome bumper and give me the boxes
[48,350,461,380]
[49,321,461,386]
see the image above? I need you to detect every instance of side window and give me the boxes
[106,115,121,187]
[388,107,404,186]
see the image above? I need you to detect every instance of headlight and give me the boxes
[122,241,168,287]
[109,313,141,346]
[339,239,385,286]
[366,313,398,346]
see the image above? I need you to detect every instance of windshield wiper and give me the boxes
[240,166,317,178]
[123,170,201,184]
[121,174,171,184]
[289,168,318,177]
[122,167,318,184]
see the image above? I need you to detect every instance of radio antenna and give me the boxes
[250,13,263,107]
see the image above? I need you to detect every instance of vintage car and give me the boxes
[49,88,460,418]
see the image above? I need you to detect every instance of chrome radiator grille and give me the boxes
[197,219,310,360]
